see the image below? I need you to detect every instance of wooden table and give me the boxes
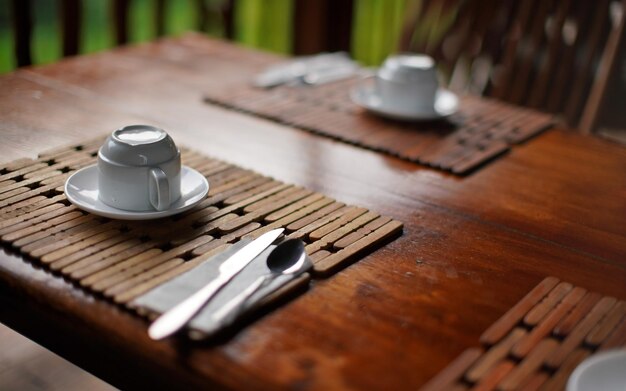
[0,34,624,390]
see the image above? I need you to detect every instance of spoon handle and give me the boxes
[211,275,271,326]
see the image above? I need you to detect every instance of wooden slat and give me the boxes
[553,291,602,337]
[466,328,526,382]
[578,0,626,133]
[419,348,483,391]
[520,372,549,391]
[60,241,158,275]
[585,301,626,346]
[479,277,559,345]
[512,286,585,358]
[472,360,515,391]
[497,338,558,391]
[523,281,574,326]
[286,202,345,231]
[313,220,403,275]
[1,206,79,239]
[540,349,590,391]
[507,0,553,105]
[564,0,611,125]
[116,243,232,304]
[598,318,626,350]
[546,296,617,367]
[527,0,572,109]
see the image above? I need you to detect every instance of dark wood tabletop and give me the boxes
[0,34,625,390]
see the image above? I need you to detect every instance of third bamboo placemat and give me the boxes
[420,277,626,390]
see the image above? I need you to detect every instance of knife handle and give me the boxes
[148,275,228,340]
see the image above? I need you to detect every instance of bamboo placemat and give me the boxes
[0,135,402,315]
[421,277,626,391]
[201,45,555,175]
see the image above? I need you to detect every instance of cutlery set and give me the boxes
[147,229,312,340]
[253,52,359,88]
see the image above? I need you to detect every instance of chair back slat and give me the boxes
[578,0,625,132]
[545,0,594,114]
[60,0,81,57]
[489,0,538,101]
[564,0,611,125]
[12,0,32,67]
[450,0,511,93]
[507,0,555,105]
[527,0,573,109]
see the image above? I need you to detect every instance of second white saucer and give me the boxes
[351,84,459,121]
[65,165,209,220]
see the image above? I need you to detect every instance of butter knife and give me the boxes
[148,228,284,340]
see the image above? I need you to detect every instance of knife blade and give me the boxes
[148,228,284,340]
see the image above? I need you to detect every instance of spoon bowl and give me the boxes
[210,239,311,325]
[266,239,307,275]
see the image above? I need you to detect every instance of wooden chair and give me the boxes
[399,0,626,133]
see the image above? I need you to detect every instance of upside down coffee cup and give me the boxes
[97,125,181,212]
[375,54,439,112]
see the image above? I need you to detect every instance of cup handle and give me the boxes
[149,167,170,211]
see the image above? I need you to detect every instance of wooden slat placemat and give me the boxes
[420,277,626,391]
[0,135,402,320]
[200,45,555,175]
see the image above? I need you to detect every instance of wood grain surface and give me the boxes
[0,34,625,390]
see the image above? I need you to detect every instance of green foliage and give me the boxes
[129,0,158,43]
[0,1,15,73]
[352,0,408,66]
[32,0,61,65]
[234,0,293,54]
[81,0,115,54]
[164,0,196,36]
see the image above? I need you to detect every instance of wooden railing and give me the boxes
[2,0,624,133]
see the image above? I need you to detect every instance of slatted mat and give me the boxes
[0,135,402,318]
[421,277,626,391]
[200,46,555,175]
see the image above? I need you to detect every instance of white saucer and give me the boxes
[567,349,626,391]
[64,165,209,220]
[351,84,459,121]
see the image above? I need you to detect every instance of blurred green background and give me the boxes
[0,0,410,74]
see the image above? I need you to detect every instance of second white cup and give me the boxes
[376,54,439,111]
[97,125,181,212]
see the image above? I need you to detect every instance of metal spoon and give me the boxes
[210,239,311,326]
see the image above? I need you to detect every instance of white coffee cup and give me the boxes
[376,54,439,111]
[97,125,181,212]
